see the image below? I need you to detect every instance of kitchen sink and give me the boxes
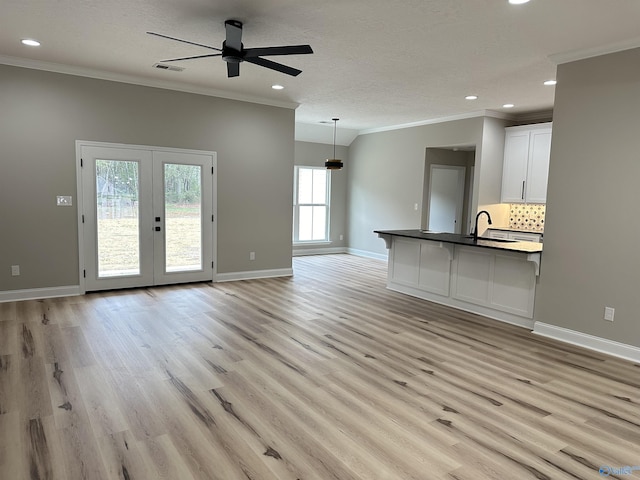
[465,236,517,243]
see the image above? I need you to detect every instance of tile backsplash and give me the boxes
[509,203,545,232]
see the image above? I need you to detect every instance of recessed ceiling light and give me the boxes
[271,84,284,90]
[503,103,515,108]
[543,79,557,86]
[465,95,478,100]
[21,39,41,47]
[508,0,530,4]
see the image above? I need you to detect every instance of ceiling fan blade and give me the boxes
[147,32,222,51]
[225,20,243,51]
[243,45,313,57]
[160,53,222,62]
[227,62,240,78]
[244,56,302,77]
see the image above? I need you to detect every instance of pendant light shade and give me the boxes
[325,118,343,170]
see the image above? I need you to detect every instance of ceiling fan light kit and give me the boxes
[325,118,343,170]
[148,19,313,78]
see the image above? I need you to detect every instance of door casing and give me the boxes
[75,140,217,293]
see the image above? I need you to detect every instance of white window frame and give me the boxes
[293,166,331,244]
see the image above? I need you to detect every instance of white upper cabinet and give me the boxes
[501,130,530,203]
[501,122,552,204]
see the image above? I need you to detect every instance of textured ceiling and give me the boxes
[2,0,640,144]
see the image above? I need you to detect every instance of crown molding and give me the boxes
[0,55,299,110]
[549,37,640,65]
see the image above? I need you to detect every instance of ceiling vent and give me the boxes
[153,63,184,72]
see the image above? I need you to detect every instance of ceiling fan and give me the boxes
[147,19,313,78]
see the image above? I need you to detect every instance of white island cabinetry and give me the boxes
[379,232,541,329]
[389,237,454,297]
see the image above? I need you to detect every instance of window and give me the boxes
[293,166,330,243]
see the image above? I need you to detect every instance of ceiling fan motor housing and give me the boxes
[222,20,244,63]
[222,41,244,63]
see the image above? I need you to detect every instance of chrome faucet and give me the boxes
[472,210,492,242]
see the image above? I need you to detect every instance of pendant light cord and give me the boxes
[324,117,342,170]
[332,118,339,159]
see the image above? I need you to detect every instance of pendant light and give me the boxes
[325,118,343,170]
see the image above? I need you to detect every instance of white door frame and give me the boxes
[75,140,217,293]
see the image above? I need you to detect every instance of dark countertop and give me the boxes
[374,229,543,254]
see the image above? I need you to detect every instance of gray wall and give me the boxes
[535,47,640,347]
[476,116,512,229]
[0,64,295,291]
[293,141,349,251]
[346,116,507,256]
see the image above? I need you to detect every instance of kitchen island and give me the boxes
[374,230,543,328]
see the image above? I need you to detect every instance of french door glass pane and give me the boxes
[164,163,202,272]
[96,159,140,277]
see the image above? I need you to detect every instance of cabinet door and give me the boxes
[501,130,530,203]
[486,230,509,240]
[508,232,542,243]
[525,128,552,204]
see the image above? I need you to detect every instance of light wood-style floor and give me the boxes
[1,254,639,480]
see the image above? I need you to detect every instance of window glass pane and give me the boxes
[312,206,327,240]
[164,164,202,272]
[96,159,140,277]
[292,207,296,241]
[293,167,330,242]
[297,168,312,204]
[299,206,313,241]
[312,169,327,204]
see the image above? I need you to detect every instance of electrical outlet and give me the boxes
[249,251,256,261]
[414,203,419,211]
[11,265,20,276]
[604,306,615,322]
[339,234,344,241]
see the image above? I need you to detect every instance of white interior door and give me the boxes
[428,165,466,233]
[80,144,215,292]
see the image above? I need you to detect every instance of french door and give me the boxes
[80,144,215,291]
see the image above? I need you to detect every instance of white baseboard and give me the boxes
[347,248,388,261]
[0,285,81,303]
[292,247,347,256]
[216,268,293,283]
[533,322,640,363]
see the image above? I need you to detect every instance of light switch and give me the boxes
[57,196,73,206]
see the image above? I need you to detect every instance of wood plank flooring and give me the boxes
[1,253,639,479]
